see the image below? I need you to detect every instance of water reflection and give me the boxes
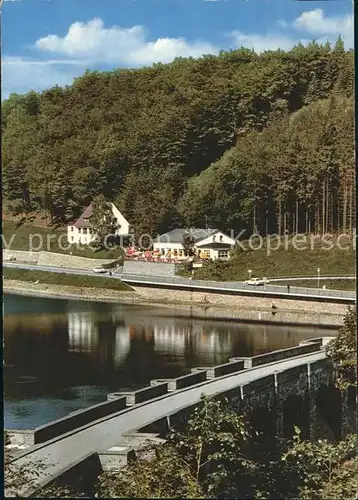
[4,294,333,429]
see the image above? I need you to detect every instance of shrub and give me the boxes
[326,307,357,390]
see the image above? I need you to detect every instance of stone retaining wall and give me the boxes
[122,261,176,277]
[3,249,114,269]
[3,249,39,264]
[37,251,114,269]
[133,286,349,326]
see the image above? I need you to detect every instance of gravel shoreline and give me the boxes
[3,280,140,304]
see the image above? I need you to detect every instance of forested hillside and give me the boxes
[2,39,354,238]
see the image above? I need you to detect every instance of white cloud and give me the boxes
[229,31,302,53]
[294,8,352,36]
[293,8,353,47]
[34,18,217,65]
[1,56,85,98]
[229,8,353,54]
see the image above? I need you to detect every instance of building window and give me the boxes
[219,235,223,242]
[203,249,211,258]
[218,250,228,258]
[83,228,88,234]
[78,228,81,234]
[71,236,74,242]
[213,235,216,241]
[71,226,74,232]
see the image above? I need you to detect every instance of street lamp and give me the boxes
[317,267,320,289]
[248,269,252,279]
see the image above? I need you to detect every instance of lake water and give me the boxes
[4,293,334,429]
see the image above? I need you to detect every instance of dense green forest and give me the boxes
[2,38,354,239]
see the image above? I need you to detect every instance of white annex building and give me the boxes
[67,202,130,245]
[153,228,236,261]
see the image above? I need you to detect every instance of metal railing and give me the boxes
[118,273,356,301]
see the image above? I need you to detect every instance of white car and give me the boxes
[245,277,269,286]
[93,267,108,274]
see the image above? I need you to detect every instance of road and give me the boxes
[3,261,355,302]
[9,350,326,496]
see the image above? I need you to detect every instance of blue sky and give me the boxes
[2,0,354,98]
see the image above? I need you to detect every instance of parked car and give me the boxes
[93,267,107,274]
[244,277,269,286]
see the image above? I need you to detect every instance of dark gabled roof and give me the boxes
[194,229,221,244]
[157,228,187,243]
[69,203,94,229]
[157,228,219,244]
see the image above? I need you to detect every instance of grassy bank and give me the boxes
[3,268,133,291]
[188,241,355,281]
[2,221,124,260]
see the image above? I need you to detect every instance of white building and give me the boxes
[67,202,130,245]
[153,228,236,261]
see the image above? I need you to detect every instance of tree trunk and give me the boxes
[349,181,353,233]
[326,177,329,234]
[317,202,321,234]
[305,205,308,234]
[343,182,348,232]
[330,183,334,233]
[278,200,282,236]
[322,179,326,234]
[253,203,256,234]
[265,209,269,237]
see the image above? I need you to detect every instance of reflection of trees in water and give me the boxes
[4,316,69,369]
[226,323,325,358]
